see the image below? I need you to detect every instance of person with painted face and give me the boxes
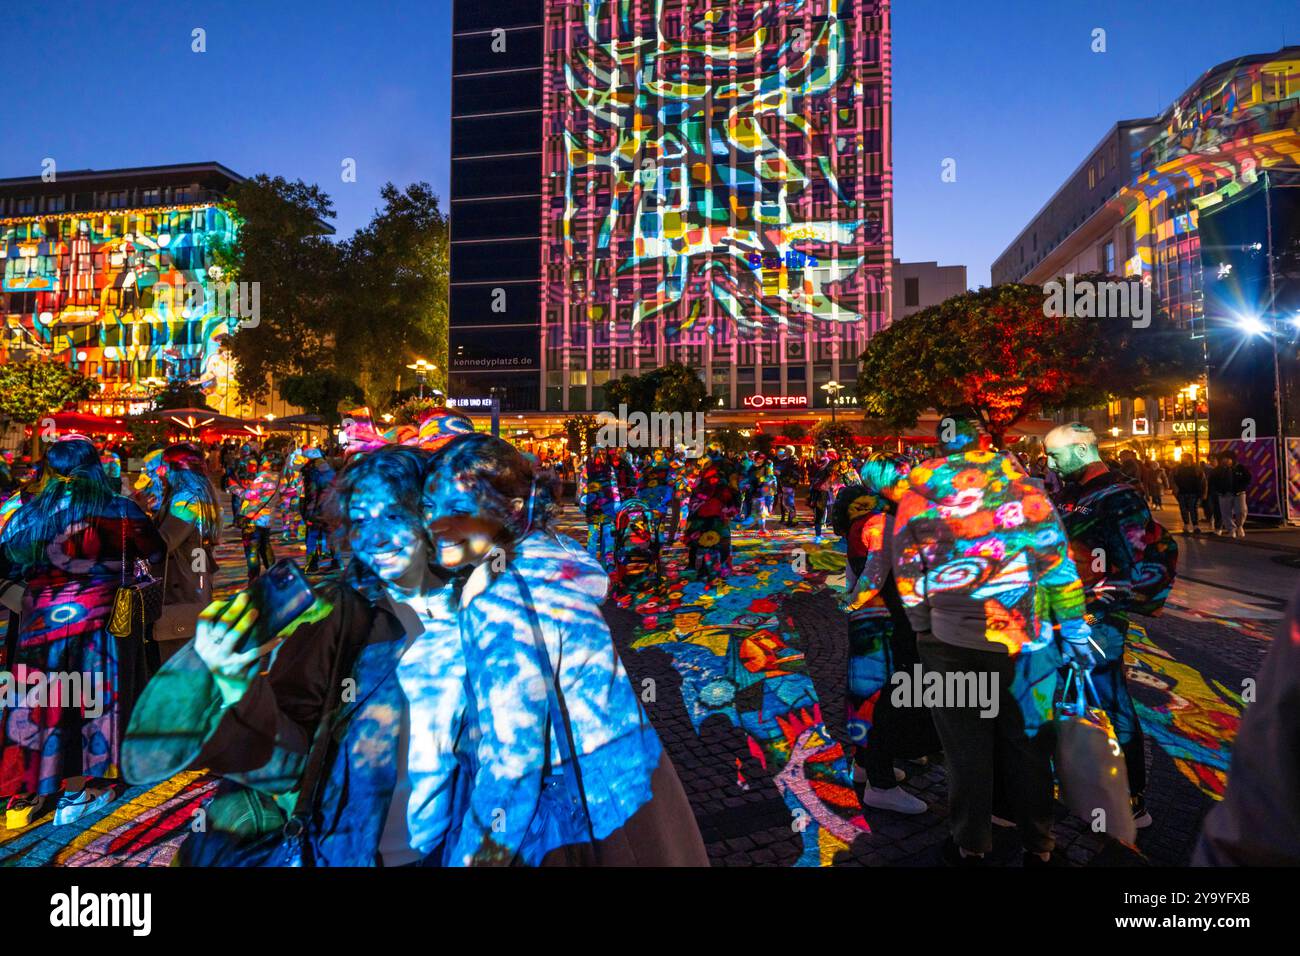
[124,442,465,866]
[422,434,707,865]
[1046,422,1178,830]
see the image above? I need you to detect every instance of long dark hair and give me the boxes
[423,434,556,543]
[160,442,221,547]
[0,437,118,563]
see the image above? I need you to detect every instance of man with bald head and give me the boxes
[1045,422,1178,831]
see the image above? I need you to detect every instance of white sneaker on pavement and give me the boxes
[862,785,928,815]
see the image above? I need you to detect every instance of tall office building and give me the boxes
[451,0,893,420]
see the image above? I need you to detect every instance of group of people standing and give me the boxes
[0,437,223,826]
[834,419,1179,863]
[0,413,708,866]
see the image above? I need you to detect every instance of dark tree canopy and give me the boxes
[604,362,710,415]
[857,278,1200,447]
[216,176,450,415]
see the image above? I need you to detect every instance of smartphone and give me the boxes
[236,559,316,651]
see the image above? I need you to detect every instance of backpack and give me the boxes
[1129,514,1177,617]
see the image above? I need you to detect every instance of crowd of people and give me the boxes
[0,417,708,865]
[0,410,1291,866]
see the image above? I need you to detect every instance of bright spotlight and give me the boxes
[1237,314,1267,336]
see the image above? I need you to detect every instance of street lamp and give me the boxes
[406,359,436,399]
[822,380,844,425]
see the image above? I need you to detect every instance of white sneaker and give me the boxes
[862,785,928,815]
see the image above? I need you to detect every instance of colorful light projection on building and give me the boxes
[1108,52,1300,328]
[0,205,240,405]
[541,0,890,343]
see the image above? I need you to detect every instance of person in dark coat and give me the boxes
[1195,582,1300,865]
[124,442,462,866]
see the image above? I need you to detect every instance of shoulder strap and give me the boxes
[285,587,353,834]
[509,568,596,844]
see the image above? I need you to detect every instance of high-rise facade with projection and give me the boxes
[451,0,893,416]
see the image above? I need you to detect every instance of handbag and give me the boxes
[150,559,207,644]
[108,503,164,640]
[1053,664,1137,846]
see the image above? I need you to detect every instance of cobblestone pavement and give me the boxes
[0,503,1282,867]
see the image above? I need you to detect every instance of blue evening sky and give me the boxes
[2,0,1295,285]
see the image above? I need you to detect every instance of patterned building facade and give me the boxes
[0,163,248,417]
[450,0,893,415]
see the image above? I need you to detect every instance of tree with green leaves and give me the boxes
[564,415,600,455]
[150,379,212,411]
[280,371,365,426]
[857,277,1200,448]
[0,358,97,455]
[710,428,748,456]
[603,362,710,415]
[812,421,857,453]
[341,182,449,407]
[212,175,343,404]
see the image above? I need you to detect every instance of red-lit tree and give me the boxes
[856,279,1198,448]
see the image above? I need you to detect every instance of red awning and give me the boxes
[42,411,132,437]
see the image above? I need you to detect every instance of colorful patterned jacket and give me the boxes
[892,449,1090,656]
[445,531,665,865]
[1053,467,1177,660]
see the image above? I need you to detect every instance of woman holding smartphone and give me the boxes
[123,437,469,867]
[422,434,707,865]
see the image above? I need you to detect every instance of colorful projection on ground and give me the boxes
[0,206,239,398]
[542,0,889,340]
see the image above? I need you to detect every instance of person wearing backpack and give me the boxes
[1046,424,1179,830]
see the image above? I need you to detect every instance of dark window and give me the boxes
[453,113,542,157]
[452,70,541,114]
[452,196,541,240]
[904,276,920,307]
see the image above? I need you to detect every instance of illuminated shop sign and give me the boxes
[1132,417,1150,435]
[744,394,810,409]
